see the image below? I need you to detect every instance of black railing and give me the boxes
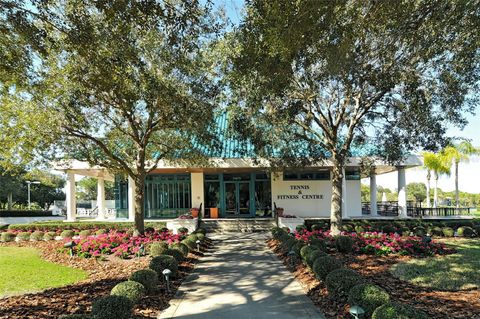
[362,201,471,217]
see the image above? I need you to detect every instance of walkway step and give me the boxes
[200,219,275,233]
[158,233,325,319]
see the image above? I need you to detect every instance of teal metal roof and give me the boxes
[193,111,377,159]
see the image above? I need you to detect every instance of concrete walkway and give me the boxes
[159,233,325,319]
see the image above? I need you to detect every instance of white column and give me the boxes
[370,172,378,216]
[191,173,205,216]
[127,176,136,221]
[66,171,77,222]
[96,177,106,220]
[342,167,347,218]
[397,167,407,218]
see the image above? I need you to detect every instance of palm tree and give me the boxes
[443,141,480,207]
[422,151,451,208]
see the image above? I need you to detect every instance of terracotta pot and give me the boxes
[210,207,219,219]
[190,209,199,218]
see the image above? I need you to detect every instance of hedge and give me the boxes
[0,210,53,217]
[7,221,166,232]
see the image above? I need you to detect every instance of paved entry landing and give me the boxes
[159,233,325,319]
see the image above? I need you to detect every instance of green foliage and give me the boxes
[295,225,307,233]
[96,229,107,235]
[348,284,390,316]
[30,231,44,241]
[372,302,428,319]
[129,269,158,294]
[312,256,342,280]
[456,226,475,237]
[91,295,133,319]
[309,238,327,252]
[429,226,443,237]
[0,232,15,242]
[170,243,189,258]
[406,183,427,203]
[177,227,189,234]
[442,227,454,237]
[271,227,288,240]
[148,242,168,257]
[164,248,184,263]
[44,231,57,240]
[195,233,206,241]
[300,245,319,262]
[413,226,426,237]
[149,255,178,278]
[79,230,91,238]
[325,268,364,300]
[311,224,324,232]
[60,230,75,239]
[77,177,114,201]
[7,221,165,232]
[110,281,146,304]
[306,250,327,268]
[291,241,305,255]
[382,225,396,234]
[181,238,196,251]
[335,236,354,253]
[17,232,31,241]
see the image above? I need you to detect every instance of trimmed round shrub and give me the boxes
[187,233,199,242]
[149,255,178,278]
[79,230,91,238]
[129,269,158,294]
[181,238,196,251]
[149,242,168,256]
[170,243,189,257]
[285,238,297,251]
[1,232,16,242]
[354,225,365,233]
[457,226,475,237]
[145,227,155,233]
[382,225,396,234]
[177,227,188,234]
[91,295,133,319]
[271,227,286,240]
[291,241,305,255]
[413,226,426,237]
[309,238,327,252]
[306,250,327,268]
[195,232,206,242]
[159,227,169,233]
[474,225,480,237]
[17,232,31,241]
[96,229,107,235]
[111,281,146,304]
[312,256,342,280]
[30,231,44,241]
[44,231,57,240]
[300,245,319,262]
[430,226,443,237]
[164,248,184,262]
[325,268,364,300]
[372,302,429,319]
[296,224,307,233]
[348,284,390,316]
[196,227,207,235]
[61,230,75,239]
[442,227,454,237]
[335,235,354,253]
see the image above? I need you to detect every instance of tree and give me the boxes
[406,182,427,203]
[443,141,480,207]
[423,152,451,208]
[0,166,26,209]
[77,177,114,201]
[228,1,479,234]
[1,1,223,233]
[24,169,65,210]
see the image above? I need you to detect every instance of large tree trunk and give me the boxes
[330,154,344,235]
[433,172,438,208]
[426,170,431,208]
[455,161,459,208]
[7,192,13,210]
[133,173,146,235]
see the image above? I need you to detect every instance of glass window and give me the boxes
[283,170,330,181]
[144,174,191,218]
[255,180,272,217]
[255,173,269,180]
[345,169,361,180]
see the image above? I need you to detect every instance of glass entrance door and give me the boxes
[224,181,251,217]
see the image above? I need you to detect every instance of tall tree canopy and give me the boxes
[0,0,223,233]
[228,0,480,233]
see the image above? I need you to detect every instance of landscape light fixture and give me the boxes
[25,180,41,210]
[162,269,172,293]
[349,305,365,319]
[196,240,201,252]
[64,241,75,257]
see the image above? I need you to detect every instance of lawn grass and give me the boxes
[391,238,480,291]
[0,247,87,297]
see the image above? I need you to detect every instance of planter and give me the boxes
[167,218,198,234]
[210,208,219,219]
[190,208,199,218]
[278,217,305,232]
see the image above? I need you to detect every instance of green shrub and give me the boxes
[474,225,480,237]
[196,227,207,235]
[306,250,327,268]
[177,227,188,234]
[79,230,91,238]
[347,284,390,316]
[0,232,16,242]
[60,230,75,239]
[7,221,165,232]
[196,232,206,241]
[30,231,44,241]
[149,255,178,278]
[187,233,198,242]
[291,241,305,255]
[285,238,297,251]
[457,226,475,237]
[43,231,57,240]
[325,268,364,300]
[164,248,184,262]
[91,295,133,319]
[342,224,354,232]
[311,224,323,231]
[170,243,189,257]
[354,225,365,233]
[296,224,307,233]
[96,229,107,235]
[17,232,31,241]
[271,227,287,240]
[309,238,327,252]
[312,256,342,280]
[429,226,443,237]
[111,281,146,304]
[149,242,168,256]
[181,238,196,251]
[335,235,354,253]
[413,226,426,237]
[129,269,158,294]
[372,302,429,319]
[382,225,396,234]
[300,245,319,262]
[442,227,454,237]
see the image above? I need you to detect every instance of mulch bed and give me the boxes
[267,239,480,319]
[0,239,213,319]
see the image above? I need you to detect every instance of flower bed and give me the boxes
[295,229,453,257]
[72,230,182,258]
